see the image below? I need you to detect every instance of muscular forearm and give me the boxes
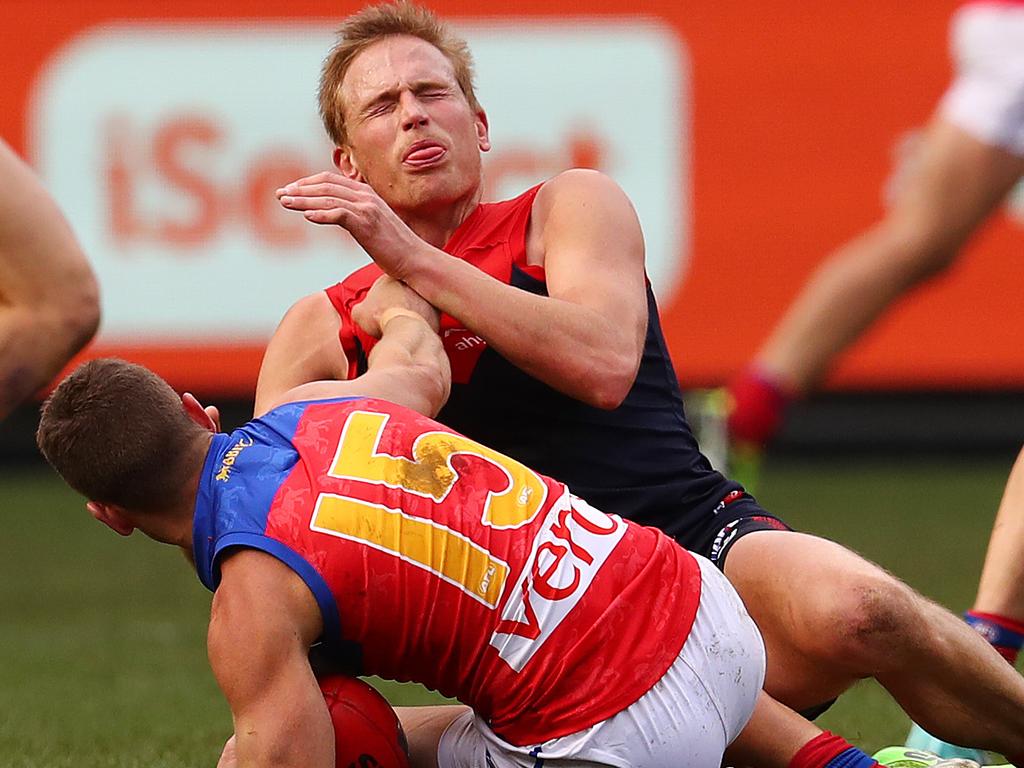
[405,250,641,409]
[366,309,450,415]
[233,717,333,768]
[265,310,450,417]
[210,556,333,768]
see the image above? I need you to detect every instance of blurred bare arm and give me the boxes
[0,140,99,418]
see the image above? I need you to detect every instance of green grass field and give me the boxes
[1,456,1018,767]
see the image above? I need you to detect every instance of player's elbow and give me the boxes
[36,256,101,353]
[582,378,631,411]
[577,349,639,410]
[251,733,310,768]
[21,268,100,386]
[60,269,101,354]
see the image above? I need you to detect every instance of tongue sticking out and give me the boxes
[405,146,446,166]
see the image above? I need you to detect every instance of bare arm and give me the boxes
[208,549,333,768]
[279,169,648,409]
[0,140,99,418]
[407,170,648,409]
[254,292,349,417]
[269,309,451,418]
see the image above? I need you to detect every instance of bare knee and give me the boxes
[821,570,923,673]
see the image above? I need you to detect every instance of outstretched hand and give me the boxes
[277,172,423,280]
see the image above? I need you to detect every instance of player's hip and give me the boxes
[438,555,765,768]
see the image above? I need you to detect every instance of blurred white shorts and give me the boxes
[437,554,765,768]
[941,2,1024,155]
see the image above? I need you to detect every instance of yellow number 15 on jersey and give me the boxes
[310,410,549,608]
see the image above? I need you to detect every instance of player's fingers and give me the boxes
[278,170,342,189]
[303,208,349,225]
[279,195,349,211]
[276,182,363,200]
[277,171,364,195]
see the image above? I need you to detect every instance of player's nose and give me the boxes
[399,93,429,130]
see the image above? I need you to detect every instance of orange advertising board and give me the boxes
[2,0,1019,396]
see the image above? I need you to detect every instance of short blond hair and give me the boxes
[318,1,482,146]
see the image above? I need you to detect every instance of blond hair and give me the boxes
[319,1,482,146]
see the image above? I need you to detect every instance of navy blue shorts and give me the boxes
[657,490,793,569]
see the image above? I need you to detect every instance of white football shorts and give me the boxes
[941,1,1024,156]
[437,554,765,768]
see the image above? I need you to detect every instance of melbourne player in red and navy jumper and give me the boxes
[325,186,788,566]
[192,394,763,764]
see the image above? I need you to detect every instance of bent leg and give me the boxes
[974,446,1024,620]
[726,692,824,768]
[724,530,1024,761]
[906,447,1024,755]
[756,119,1024,394]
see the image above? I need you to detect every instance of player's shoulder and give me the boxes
[531,169,638,241]
[280,290,338,326]
[536,169,624,204]
[532,169,633,221]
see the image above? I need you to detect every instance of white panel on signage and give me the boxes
[30,21,689,343]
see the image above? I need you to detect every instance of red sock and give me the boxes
[727,367,793,446]
[789,732,880,768]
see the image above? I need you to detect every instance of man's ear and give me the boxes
[182,392,219,432]
[476,109,491,153]
[87,501,135,537]
[333,146,364,181]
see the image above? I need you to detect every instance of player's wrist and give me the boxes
[400,244,454,305]
[379,307,429,332]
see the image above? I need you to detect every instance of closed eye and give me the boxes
[365,101,397,117]
[416,86,452,99]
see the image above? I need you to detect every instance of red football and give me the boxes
[318,675,411,768]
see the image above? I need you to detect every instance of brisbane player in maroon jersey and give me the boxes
[263,2,1024,764]
[38,308,768,768]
